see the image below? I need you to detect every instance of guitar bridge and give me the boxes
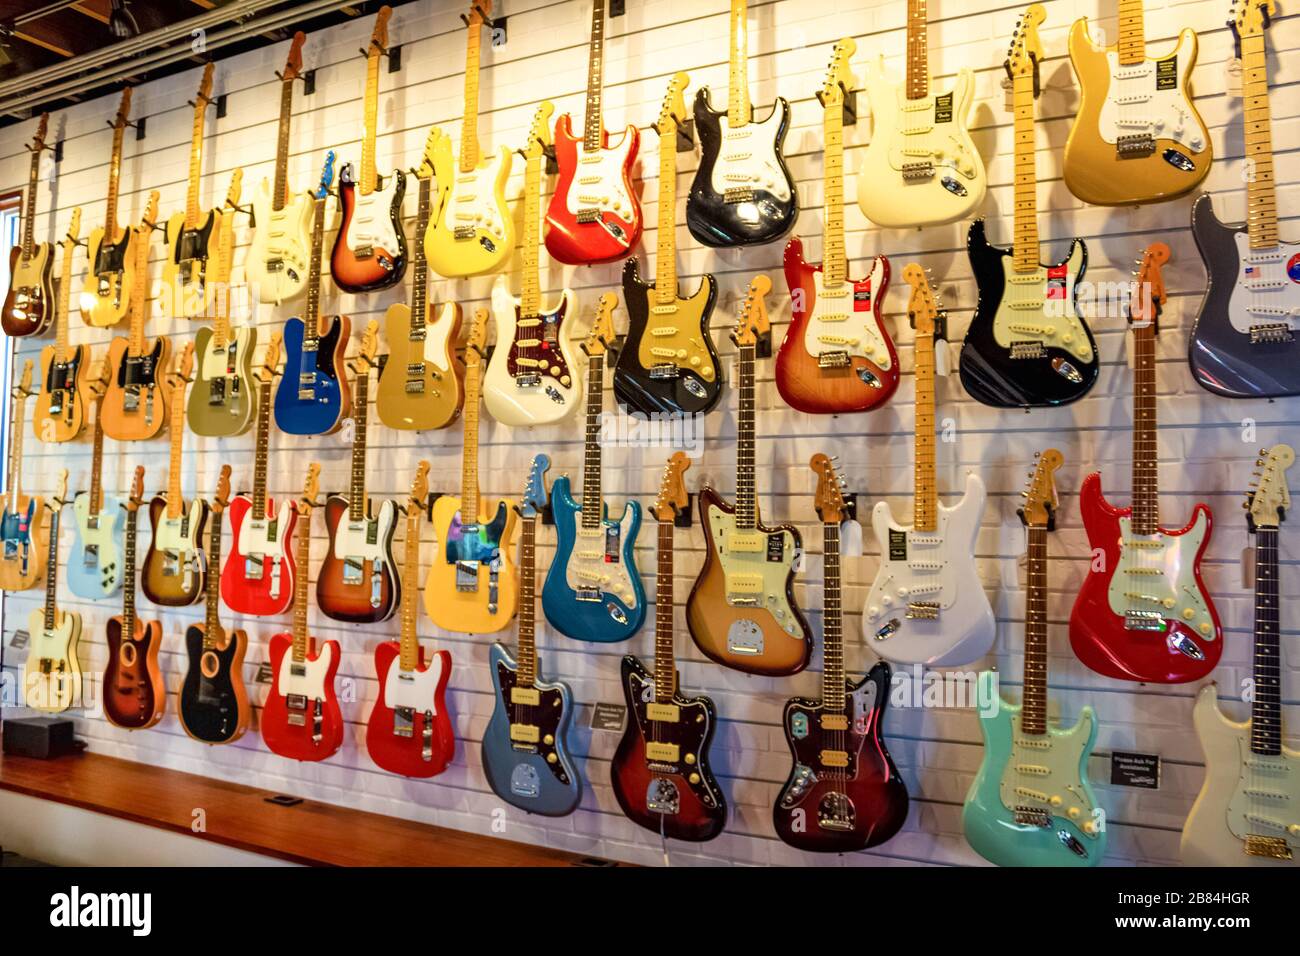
[905,601,939,620]
[1250,324,1294,345]
[1013,806,1052,828]
[453,225,476,240]
[817,350,850,368]
[901,161,934,180]
[576,208,601,224]
[575,586,603,603]
[1124,609,1166,631]
[1010,341,1046,360]
[723,186,754,203]
[1116,133,1155,156]
[514,372,541,388]
[649,363,680,380]
[1244,836,1293,860]
[455,559,479,592]
[243,555,264,581]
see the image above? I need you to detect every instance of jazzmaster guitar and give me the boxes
[35,208,90,443]
[484,101,582,428]
[688,276,811,676]
[963,450,1106,867]
[856,0,986,227]
[863,265,994,667]
[1070,242,1222,683]
[332,6,406,294]
[615,73,723,418]
[264,464,344,763]
[543,295,645,643]
[1188,0,1299,400]
[0,363,48,593]
[613,452,726,842]
[427,310,518,634]
[962,5,1098,409]
[3,114,54,337]
[366,461,455,778]
[1182,444,1299,866]
[484,455,580,812]
[178,466,250,745]
[545,0,641,265]
[83,90,136,328]
[23,472,79,713]
[774,454,908,853]
[778,39,897,415]
[68,373,124,601]
[687,0,797,247]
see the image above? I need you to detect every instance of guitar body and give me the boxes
[331,165,407,293]
[141,496,208,607]
[1069,472,1221,683]
[34,343,89,442]
[247,179,315,304]
[482,642,580,814]
[272,314,352,435]
[188,324,258,438]
[962,219,1099,408]
[611,655,726,841]
[102,616,165,730]
[100,335,172,441]
[3,243,54,336]
[686,487,811,677]
[22,607,82,713]
[82,225,134,328]
[1188,193,1300,399]
[687,89,797,247]
[67,492,124,599]
[262,632,344,762]
[483,278,582,427]
[773,664,909,852]
[541,475,644,643]
[425,495,518,634]
[1064,23,1210,207]
[777,238,897,413]
[0,496,47,591]
[159,209,224,320]
[613,259,722,417]
[425,140,513,278]
[317,495,399,623]
[366,640,454,778]
[545,115,641,264]
[963,684,1105,866]
[376,300,465,431]
[178,622,250,745]
[221,494,297,617]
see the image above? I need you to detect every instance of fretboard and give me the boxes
[1020,524,1049,734]
[21,146,39,260]
[273,79,295,209]
[203,509,225,647]
[521,147,542,316]
[9,393,28,505]
[305,195,327,339]
[185,99,207,229]
[821,519,845,712]
[1130,318,1159,534]
[88,406,106,515]
[1250,526,1281,755]
[1242,32,1277,249]
[360,48,380,196]
[42,507,61,632]
[735,342,756,529]
[1117,0,1147,66]
[292,503,312,662]
[398,502,422,671]
[654,519,677,703]
[516,514,538,686]
[251,379,273,517]
[105,124,126,240]
[55,238,74,361]
[580,353,605,529]
[727,0,751,126]
[913,326,937,531]
[461,363,482,523]
[821,91,847,285]
[127,223,148,356]
[582,0,606,149]
[348,367,370,521]
[654,123,679,304]
[121,508,139,637]
[411,176,432,324]
[165,377,186,519]
[1011,71,1040,272]
[905,0,930,100]
[459,18,483,173]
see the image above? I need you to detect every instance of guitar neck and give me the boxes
[1117,0,1146,64]
[273,78,294,209]
[129,222,149,349]
[905,0,930,100]
[9,394,28,504]
[1250,526,1282,755]
[411,176,432,321]
[913,328,937,531]
[1020,524,1049,734]
[654,125,678,303]
[292,505,312,662]
[580,353,605,529]
[42,508,61,630]
[1242,31,1277,249]
[21,146,40,259]
[459,18,483,172]
[166,386,186,519]
[1130,319,1159,533]
[89,407,106,514]
[654,519,677,703]
[516,513,538,686]
[203,509,225,647]
[821,519,845,712]
[821,94,847,285]
[348,369,370,521]
[105,125,126,239]
[735,343,756,529]
[121,509,139,636]
[521,149,542,316]
[361,50,380,195]
[398,503,422,671]
[727,0,751,125]
[1011,71,1040,272]
[186,99,208,229]
[56,240,74,360]
[251,380,273,517]
[461,364,482,521]
[305,195,327,338]
[582,0,606,148]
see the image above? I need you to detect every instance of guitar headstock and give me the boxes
[1247,444,1294,531]
[1230,0,1274,53]
[15,359,33,398]
[731,273,772,350]
[1019,448,1063,529]
[657,72,690,136]
[1005,4,1046,91]
[141,190,160,231]
[583,293,618,358]
[902,263,942,339]
[31,113,49,152]
[371,5,393,52]
[654,452,691,523]
[66,208,83,245]
[467,1,493,27]
[525,101,554,160]
[197,62,215,105]
[212,464,232,513]
[52,469,68,509]
[299,463,321,514]
[811,453,848,524]
[518,454,551,519]
[283,31,307,81]
[315,151,336,200]
[172,341,195,386]
[466,308,489,369]
[352,320,380,375]
[409,461,431,514]
[225,168,243,210]
[1129,241,1170,331]
[112,88,132,130]
[419,125,440,179]
[817,38,857,109]
[126,465,146,512]
[260,333,283,385]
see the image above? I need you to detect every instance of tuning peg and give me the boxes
[1021,490,1029,497]
[1256,459,1265,466]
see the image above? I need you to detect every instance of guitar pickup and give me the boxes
[393,705,415,738]
[645,742,680,764]
[817,350,850,368]
[510,723,540,744]
[905,602,940,619]
[1010,341,1046,360]
[723,187,754,203]
[819,749,849,768]
[1013,806,1052,828]
[1244,836,1293,860]
[901,161,934,180]
[406,362,426,376]
[1116,134,1155,156]
[647,702,680,723]
[286,693,307,726]
[207,378,227,405]
[1124,610,1166,631]
[455,559,480,592]
[82,544,99,566]
[649,363,680,380]
[1250,324,1294,345]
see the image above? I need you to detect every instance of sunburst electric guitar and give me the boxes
[23,472,80,714]
[3,114,54,337]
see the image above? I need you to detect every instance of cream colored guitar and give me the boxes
[24,471,82,713]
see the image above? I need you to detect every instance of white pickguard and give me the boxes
[705,505,803,640]
[997,709,1100,833]
[73,493,121,591]
[483,277,582,427]
[275,641,336,700]
[247,179,315,304]
[1228,232,1300,335]
[235,498,293,600]
[346,177,404,258]
[381,648,446,714]
[566,134,636,219]
[196,324,254,384]
[442,154,510,248]
[862,472,996,667]
[424,302,457,373]
[151,500,205,589]
[1096,34,1205,154]
[993,246,1094,363]
[24,608,81,712]
[802,260,893,371]
[564,504,638,608]
[1106,514,1215,640]
[332,500,396,573]
[709,109,791,203]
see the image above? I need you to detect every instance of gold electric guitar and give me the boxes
[83,88,136,328]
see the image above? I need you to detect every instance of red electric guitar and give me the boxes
[1069,241,1222,683]
[261,464,345,762]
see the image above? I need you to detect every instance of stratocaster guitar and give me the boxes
[612,452,726,842]
[23,472,79,713]
[1070,242,1222,683]
[543,294,645,643]
[774,454,908,853]
[863,265,994,667]
[34,208,90,443]
[0,363,48,592]
[3,114,54,337]
[484,454,580,812]
[778,39,897,415]
[963,450,1106,867]
[83,89,136,328]
[1182,444,1299,866]
[68,371,124,600]
[615,73,723,418]
[687,276,811,676]
[365,461,455,778]
[263,464,344,763]
[962,5,1098,409]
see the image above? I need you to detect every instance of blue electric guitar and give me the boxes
[68,375,125,599]
[273,151,353,436]
[542,295,645,643]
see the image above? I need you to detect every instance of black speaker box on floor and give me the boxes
[2,717,82,759]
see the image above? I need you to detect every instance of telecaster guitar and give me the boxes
[23,472,80,713]
[3,114,54,337]
[0,363,48,593]
[35,209,89,443]
[68,372,124,600]
[83,90,136,328]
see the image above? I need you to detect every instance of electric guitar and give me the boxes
[1070,242,1222,683]
[856,0,986,227]
[0,362,48,592]
[427,309,518,634]
[83,89,136,328]
[221,335,298,617]
[24,472,80,713]
[962,5,1098,409]
[178,465,251,745]
[963,450,1106,867]
[68,372,124,600]
[248,32,315,305]
[612,452,726,842]
[774,454,908,853]
[3,113,54,337]
[1182,444,1299,866]
[1188,0,1299,400]
[366,461,455,778]
[687,275,811,676]
[687,0,797,247]
[484,454,580,812]
[545,0,641,264]
[34,208,90,443]
[318,321,399,623]
[376,127,465,432]
[1064,0,1211,206]
[142,344,207,608]
[274,152,352,436]
[863,265,994,666]
[543,294,645,643]
[332,6,406,293]
[264,463,344,762]
[425,0,513,279]
[614,73,723,418]
[103,466,167,731]
[484,101,582,428]
[778,39,896,415]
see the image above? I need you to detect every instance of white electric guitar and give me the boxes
[862,265,995,666]
[24,471,82,713]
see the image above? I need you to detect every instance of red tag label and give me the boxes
[1288,252,1300,283]
[1046,264,1068,300]
[853,280,872,311]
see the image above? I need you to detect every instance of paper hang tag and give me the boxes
[1225,57,1243,97]
[839,517,864,558]
[1242,545,1255,589]
[1000,73,1014,111]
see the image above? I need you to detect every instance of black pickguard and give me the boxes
[172,212,217,267]
[93,229,131,277]
[44,345,84,417]
[178,625,243,744]
[117,338,165,389]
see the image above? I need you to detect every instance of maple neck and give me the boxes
[1130,318,1159,534]
[251,379,273,517]
[55,238,74,360]
[461,363,482,521]
[88,407,106,514]
[906,0,930,100]
[582,0,606,148]
[348,368,370,521]
[128,222,148,352]
[1020,524,1049,735]
[292,504,312,662]
[654,519,677,703]
[516,513,538,686]
[42,504,61,630]
[305,194,327,338]
[203,507,225,646]
[398,499,422,671]
[185,98,208,229]
[361,49,380,195]
[580,353,605,529]
[21,147,40,260]
[121,506,139,636]
[913,326,937,531]
[821,518,845,713]
[1242,31,1277,249]
[1011,72,1040,272]
[1117,0,1147,64]
[521,147,542,316]
[105,124,126,239]
[654,126,678,304]
[821,93,847,285]
[459,19,483,172]
[735,342,757,529]
[8,393,28,504]
[727,0,751,126]
[411,176,432,322]
[272,78,295,209]
[166,380,186,519]
[1251,526,1282,755]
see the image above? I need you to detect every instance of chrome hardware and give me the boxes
[1168,632,1206,660]
[1058,829,1090,857]
[455,559,479,592]
[780,763,816,808]
[683,377,707,398]
[874,618,901,641]
[394,705,414,738]
[817,350,850,368]
[510,763,541,798]
[1014,806,1051,827]
[646,777,680,816]
[724,186,754,203]
[1162,147,1195,171]
[817,792,855,832]
[1010,341,1046,360]
[1244,835,1293,860]
[1124,609,1165,631]
[726,619,764,656]
[1250,324,1294,345]
[1052,357,1083,383]
[649,363,681,380]
[901,161,934,180]
[1116,133,1155,156]
[342,556,364,586]
[940,175,968,196]
[856,367,881,387]
[575,587,602,603]
[905,601,940,620]
[607,603,628,624]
